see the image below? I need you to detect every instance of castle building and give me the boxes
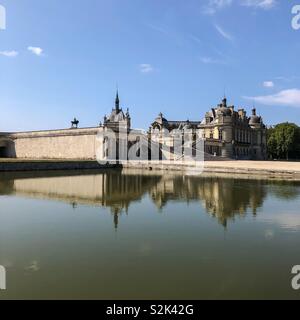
[201,97,267,159]
[0,94,266,161]
[149,97,267,160]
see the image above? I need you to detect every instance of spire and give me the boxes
[222,97,227,107]
[252,101,256,115]
[222,86,228,107]
[115,89,120,112]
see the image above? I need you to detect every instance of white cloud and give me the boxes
[27,46,43,56]
[263,81,274,88]
[189,34,202,44]
[244,89,300,107]
[215,24,234,41]
[203,0,233,15]
[203,0,276,14]
[240,0,276,10]
[200,56,226,64]
[0,50,18,57]
[139,64,154,74]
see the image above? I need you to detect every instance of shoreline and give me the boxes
[0,158,300,179]
[203,160,300,179]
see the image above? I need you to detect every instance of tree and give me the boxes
[267,123,300,160]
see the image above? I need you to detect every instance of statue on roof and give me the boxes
[71,117,79,129]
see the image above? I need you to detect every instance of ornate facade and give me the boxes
[0,93,266,161]
[149,97,267,160]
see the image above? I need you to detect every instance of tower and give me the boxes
[115,90,120,112]
[103,91,131,131]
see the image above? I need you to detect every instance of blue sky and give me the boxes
[0,0,300,131]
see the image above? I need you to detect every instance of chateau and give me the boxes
[0,93,266,160]
[150,97,267,160]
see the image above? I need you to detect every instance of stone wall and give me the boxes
[5,127,103,160]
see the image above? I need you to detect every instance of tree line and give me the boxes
[267,123,300,160]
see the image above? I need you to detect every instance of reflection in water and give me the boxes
[0,170,299,228]
[149,176,267,227]
[1,170,300,300]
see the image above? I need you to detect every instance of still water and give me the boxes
[0,169,300,299]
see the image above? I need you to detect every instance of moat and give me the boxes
[0,169,300,299]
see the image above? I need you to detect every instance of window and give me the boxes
[219,130,223,140]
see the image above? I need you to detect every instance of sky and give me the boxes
[0,0,300,132]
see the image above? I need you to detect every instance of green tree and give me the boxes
[267,123,300,160]
[267,126,276,158]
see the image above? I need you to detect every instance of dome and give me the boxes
[218,107,232,116]
[249,115,261,124]
[249,108,261,124]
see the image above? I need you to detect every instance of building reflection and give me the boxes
[0,170,299,228]
[149,175,268,227]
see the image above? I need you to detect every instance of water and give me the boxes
[0,169,300,300]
